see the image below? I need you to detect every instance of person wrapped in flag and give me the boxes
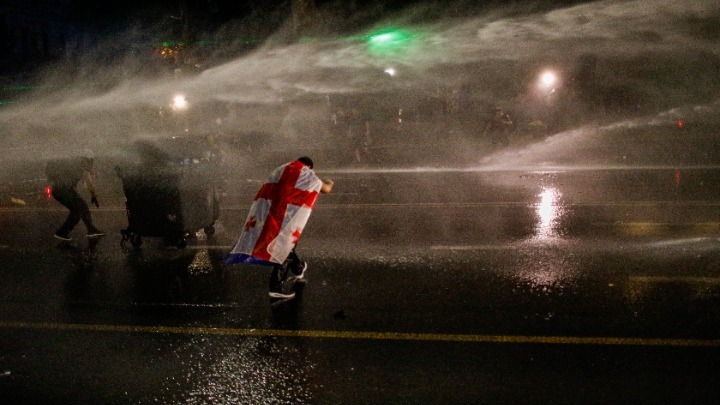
[225,157,334,299]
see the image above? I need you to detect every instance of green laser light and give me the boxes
[367,29,415,55]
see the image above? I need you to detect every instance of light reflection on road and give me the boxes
[533,186,565,241]
[158,336,314,404]
[513,184,579,299]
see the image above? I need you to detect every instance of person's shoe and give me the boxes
[291,261,308,282]
[54,233,72,242]
[268,290,295,300]
[86,229,105,238]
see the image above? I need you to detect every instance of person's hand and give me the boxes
[321,179,334,194]
[91,196,100,208]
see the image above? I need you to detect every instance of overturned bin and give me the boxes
[116,137,222,248]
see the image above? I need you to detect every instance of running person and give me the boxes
[225,157,333,299]
[46,153,104,241]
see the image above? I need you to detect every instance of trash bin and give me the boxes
[116,137,221,248]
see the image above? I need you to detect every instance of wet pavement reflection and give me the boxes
[533,185,565,241]
[154,336,315,404]
[1,166,720,403]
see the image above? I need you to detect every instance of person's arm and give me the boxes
[320,179,334,194]
[83,170,100,207]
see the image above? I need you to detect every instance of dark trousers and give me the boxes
[52,186,95,237]
[269,248,303,291]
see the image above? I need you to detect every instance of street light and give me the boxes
[537,70,560,106]
[540,70,558,89]
[172,94,188,110]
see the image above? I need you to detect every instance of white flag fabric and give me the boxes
[225,160,322,266]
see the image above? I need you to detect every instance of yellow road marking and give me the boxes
[0,321,718,347]
[629,276,720,284]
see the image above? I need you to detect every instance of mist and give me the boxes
[0,0,719,170]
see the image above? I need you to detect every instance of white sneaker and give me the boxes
[268,290,295,299]
[86,230,105,238]
[54,233,72,242]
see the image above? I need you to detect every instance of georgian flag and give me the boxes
[225,160,323,266]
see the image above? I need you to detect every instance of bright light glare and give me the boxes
[535,186,564,240]
[384,67,396,76]
[540,71,557,87]
[370,33,395,44]
[367,29,414,55]
[172,95,188,110]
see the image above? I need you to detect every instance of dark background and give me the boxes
[0,0,595,76]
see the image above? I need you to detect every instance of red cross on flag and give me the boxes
[225,160,322,266]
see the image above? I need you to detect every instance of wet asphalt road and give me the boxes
[1,164,720,404]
